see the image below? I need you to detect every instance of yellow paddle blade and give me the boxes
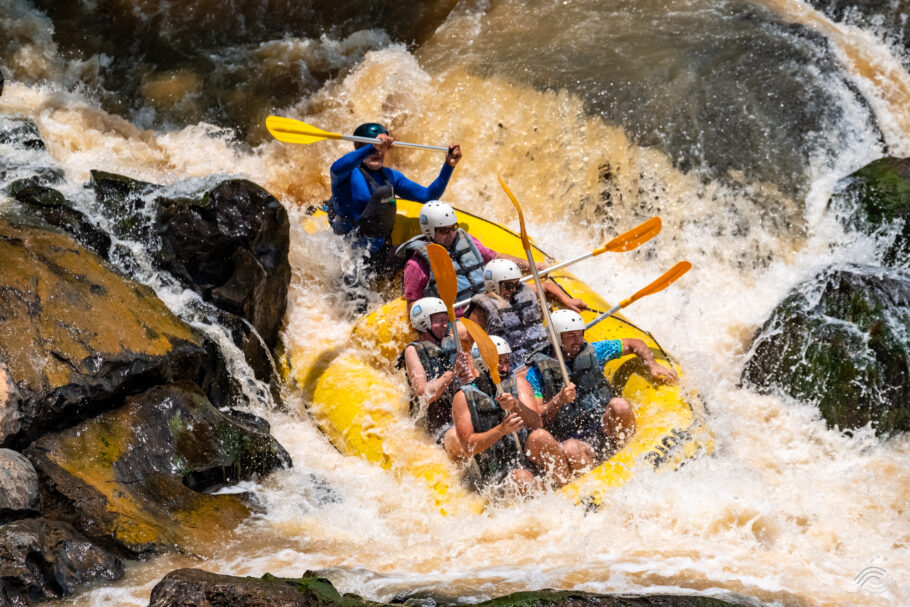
[497,175,531,251]
[620,261,692,308]
[460,318,501,385]
[265,115,342,144]
[426,243,458,322]
[595,216,662,255]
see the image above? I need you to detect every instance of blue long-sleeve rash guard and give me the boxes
[329,144,454,237]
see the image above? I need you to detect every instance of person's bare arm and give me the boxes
[620,338,679,384]
[497,392,541,430]
[453,391,523,456]
[542,279,587,313]
[404,345,456,404]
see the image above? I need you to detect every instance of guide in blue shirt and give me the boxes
[329,122,462,266]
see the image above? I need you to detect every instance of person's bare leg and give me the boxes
[509,468,542,495]
[603,397,636,450]
[525,428,571,487]
[561,438,595,474]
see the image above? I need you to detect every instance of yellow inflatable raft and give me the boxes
[287,200,713,514]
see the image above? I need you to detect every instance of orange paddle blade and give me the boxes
[595,216,662,255]
[619,261,692,308]
[460,318,501,385]
[426,243,458,321]
[497,175,531,251]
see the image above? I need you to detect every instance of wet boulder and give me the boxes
[6,177,111,258]
[25,382,290,557]
[88,172,290,349]
[0,449,39,520]
[742,265,910,435]
[0,217,220,448]
[0,517,123,605]
[828,156,910,268]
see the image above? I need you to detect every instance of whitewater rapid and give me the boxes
[1,0,909,605]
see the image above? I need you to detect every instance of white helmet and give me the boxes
[483,259,522,294]
[550,309,585,335]
[471,335,512,357]
[410,297,448,332]
[419,200,458,240]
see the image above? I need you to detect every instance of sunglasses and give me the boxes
[435,224,458,235]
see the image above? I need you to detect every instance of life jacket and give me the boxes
[463,381,526,486]
[470,285,549,369]
[397,230,487,303]
[396,337,457,435]
[348,166,397,239]
[529,342,613,443]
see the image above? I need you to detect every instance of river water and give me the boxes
[1,0,909,605]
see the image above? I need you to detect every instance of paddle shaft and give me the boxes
[585,303,622,330]
[526,247,572,386]
[452,252,592,309]
[342,134,448,152]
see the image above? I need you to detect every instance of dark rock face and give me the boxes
[0,517,123,605]
[742,265,910,435]
[829,156,910,268]
[0,449,39,519]
[25,382,290,557]
[6,177,112,258]
[88,172,290,349]
[147,568,745,607]
[156,179,291,348]
[0,218,221,448]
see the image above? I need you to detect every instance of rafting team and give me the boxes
[328,123,679,493]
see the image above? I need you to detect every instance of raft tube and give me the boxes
[288,200,713,513]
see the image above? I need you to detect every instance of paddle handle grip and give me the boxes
[340,134,449,152]
[585,303,622,330]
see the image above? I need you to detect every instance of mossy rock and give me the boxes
[25,382,290,557]
[147,569,746,607]
[0,218,215,448]
[742,264,910,435]
[828,156,910,267]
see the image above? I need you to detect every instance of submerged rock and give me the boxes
[0,114,65,185]
[828,156,910,268]
[742,265,910,435]
[0,448,39,518]
[0,218,220,448]
[26,382,290,557]
[88,171,290,349]
[0,517,123,605]
[147,568,745,607]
